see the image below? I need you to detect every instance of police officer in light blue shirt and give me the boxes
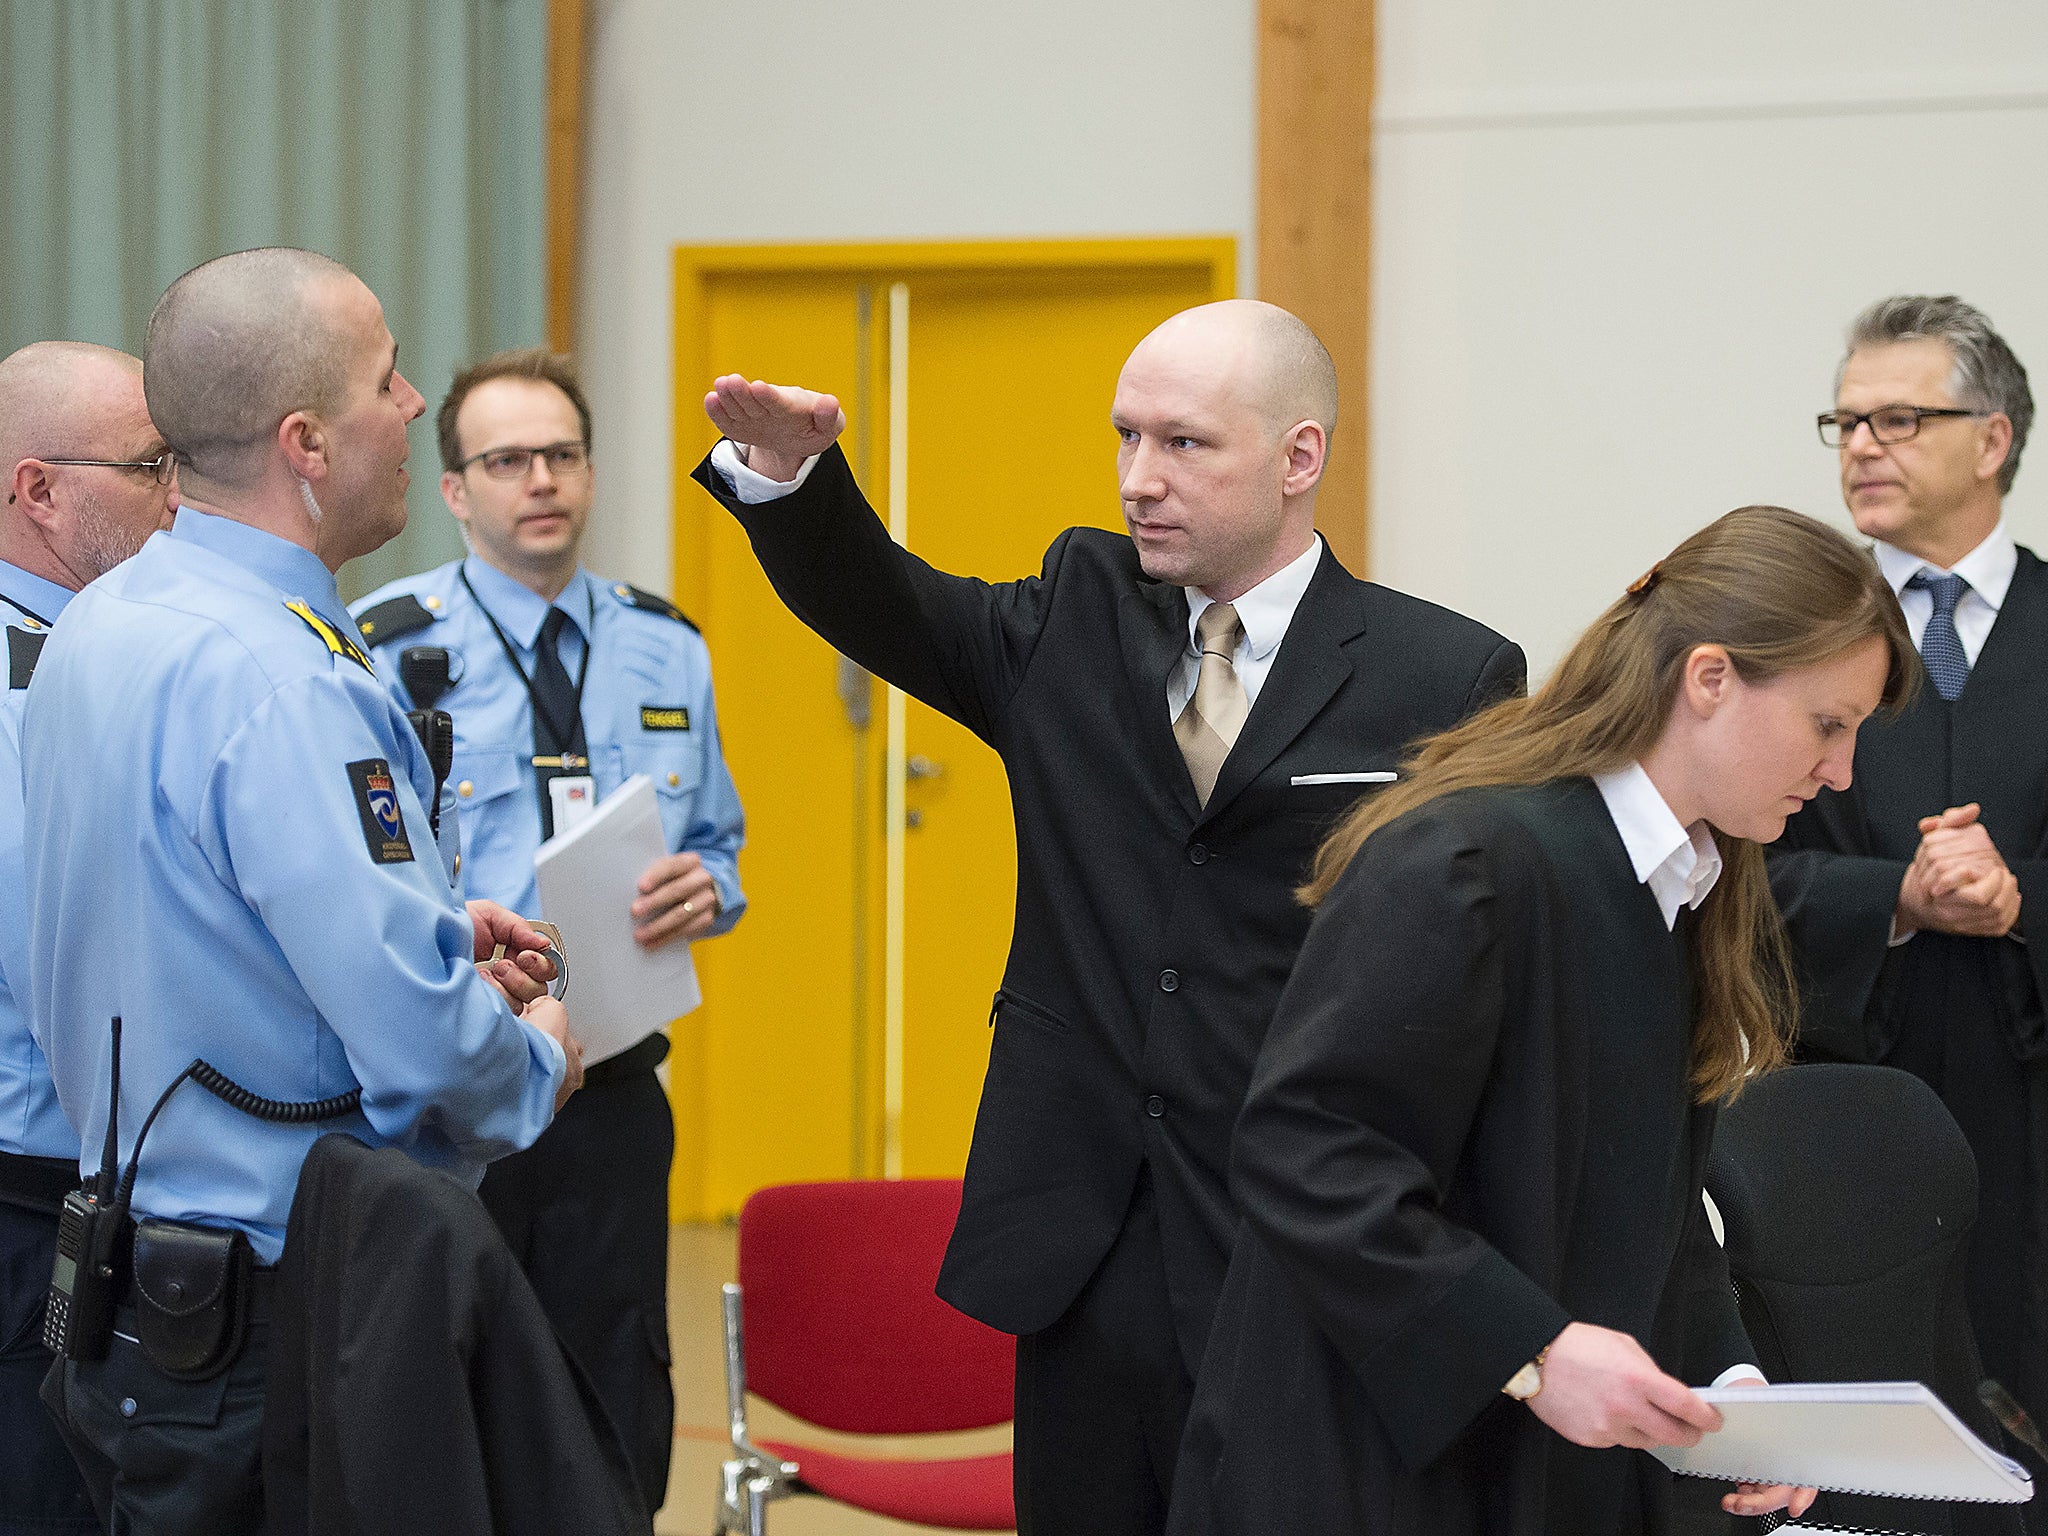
[0,340,177,1536]
[21,250,582,1536]
[351,349,744,1513]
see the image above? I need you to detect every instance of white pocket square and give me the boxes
[1290,772,1398,786]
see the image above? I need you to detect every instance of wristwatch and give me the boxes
[1502,1345,1551,1402]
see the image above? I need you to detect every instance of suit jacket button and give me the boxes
[1188,843,1209,865]
[1145,1095,1166,1118]
[1159,969,1179,992]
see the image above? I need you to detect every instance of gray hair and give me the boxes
[144,248,357,481]
[1841,295,2033,494]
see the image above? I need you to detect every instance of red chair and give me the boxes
[714,1179,1017,1535]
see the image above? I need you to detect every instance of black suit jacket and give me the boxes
[694,444,1525,1362]
[1770,544,2048,1468]
[263,1135,649,1536]
[1171,781,1752,1536]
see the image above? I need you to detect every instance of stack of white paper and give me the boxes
[534,774,701,1065]
[1653,1382,2033,1503]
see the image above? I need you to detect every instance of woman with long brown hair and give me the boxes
[1168,506,1915,1536]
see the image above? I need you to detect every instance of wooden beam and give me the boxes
[545,0,588,354]
[1258,0,1374,574]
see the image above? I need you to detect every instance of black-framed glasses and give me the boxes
[1817,405,1986,448]
[40,450,178,484]
[456,440,590,481]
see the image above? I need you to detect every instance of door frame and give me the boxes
[666,237,1235,1218]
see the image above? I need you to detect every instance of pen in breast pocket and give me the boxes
[1291,772,1399,786]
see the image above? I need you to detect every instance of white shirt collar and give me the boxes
[1592,762,1722,931]
[1872,518,2017,612]
[1184,534,1323,659]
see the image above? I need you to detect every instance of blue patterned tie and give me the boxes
[1907,570,1970,702]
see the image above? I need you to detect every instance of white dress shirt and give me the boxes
[1593,762,1723,931]
[712,439,824,503]
[1589,762,1760,1389]
[709,440,1324,721]
[1166,536,1323,722]
[1872,519,2016,666]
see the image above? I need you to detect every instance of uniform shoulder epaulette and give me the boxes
[355,593,439,648]
[608,581,699,632]
[7,626,47,690]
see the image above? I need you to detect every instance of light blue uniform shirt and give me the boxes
[21,510,565,1262]
[1,560,80,1160]
[352,557,746,927]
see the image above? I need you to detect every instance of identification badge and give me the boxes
[548,775,597,837]
[641,706,690,731]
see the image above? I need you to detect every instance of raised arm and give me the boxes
[694,378,1072,744]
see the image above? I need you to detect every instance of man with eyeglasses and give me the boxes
[352,347,745,1513]
[1772,293,2048,1476]
[0,340,175,1534]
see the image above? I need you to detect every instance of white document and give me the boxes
[1652,1382,2033,1503]
[1290,772,1398,786]
[534,774,700,1065]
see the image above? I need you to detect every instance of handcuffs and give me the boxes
[491,919,570,1003]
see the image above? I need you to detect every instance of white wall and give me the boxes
[575,0,1257,595]
[1371,2,2048,675]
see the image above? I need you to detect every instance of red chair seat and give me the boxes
[759,1440,1015,1530]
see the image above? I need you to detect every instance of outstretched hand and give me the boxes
[705,375,845,482]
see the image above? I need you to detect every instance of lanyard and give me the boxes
[459,568,594,763]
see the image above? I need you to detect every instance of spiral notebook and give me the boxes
[1650,1382,2033,1503]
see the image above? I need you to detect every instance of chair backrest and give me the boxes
[736,1178,1016,1435]
[1707,1063,2021,1536]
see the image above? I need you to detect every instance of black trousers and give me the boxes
[0,1198,97,1534]
[479,1055,674,1514]
[1013,1170,1194,1536]
[41,1305,268,1535]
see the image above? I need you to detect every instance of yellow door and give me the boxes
[670,240,1233,1219]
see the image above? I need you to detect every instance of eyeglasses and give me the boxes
[39,451,178,484]
[1816,406,1986,448]
[456,441,590,481]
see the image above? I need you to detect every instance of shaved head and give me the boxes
[1111,300,1335,598]
[0,340,173,588]
[0,342,148,472]
[144,247,360,480]
[1130,300,1339,440]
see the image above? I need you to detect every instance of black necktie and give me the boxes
[532,607,586,836]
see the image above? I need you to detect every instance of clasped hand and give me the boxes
[1896,803,2021,938]
[468,900,583,1109]
[1528,1323,1816,1520]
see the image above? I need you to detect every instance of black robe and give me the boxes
[1770,545,2048,1482]
[1170,779,1753,1536]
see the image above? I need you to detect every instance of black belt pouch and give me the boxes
[132,1218,252,1381]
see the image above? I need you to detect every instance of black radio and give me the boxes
[45,1184,127,1360]
[44,1017,129,1360]
[45,1017,370,1365]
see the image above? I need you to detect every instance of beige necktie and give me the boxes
[1175,601,1249,806]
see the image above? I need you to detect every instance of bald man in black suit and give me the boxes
[695,300,1525,1534]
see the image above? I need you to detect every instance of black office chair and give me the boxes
[1706,1062,2026,1536]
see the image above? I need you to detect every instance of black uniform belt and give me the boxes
[580,1031,670,1088]
[0,1150,80,1215]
